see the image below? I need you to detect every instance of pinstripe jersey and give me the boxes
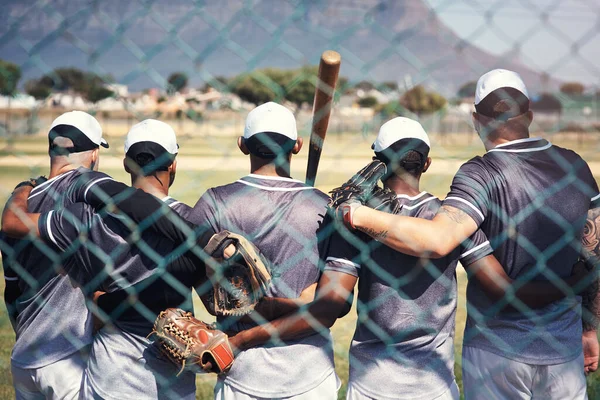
[325,192,492,400]
[443,137,600,364]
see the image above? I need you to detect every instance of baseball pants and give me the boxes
[462,346,587,400]
[346,380,459,400]
[214,371,340,400]
[11,351,87,400]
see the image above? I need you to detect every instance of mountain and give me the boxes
[0,0,555,96]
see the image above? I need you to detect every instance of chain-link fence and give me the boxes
[1,1,600,399]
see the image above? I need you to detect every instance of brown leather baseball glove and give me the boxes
[150,308,235,375]
[203,231,272,316]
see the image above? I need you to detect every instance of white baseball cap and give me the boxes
[49,111,108,151]
[244,102,297,140]
[373,117,430,153]
[124,119,178,155]
[474,69,530,120]
[475,69,529,105]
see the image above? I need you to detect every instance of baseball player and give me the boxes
[0,111,109,399]
[185,101,339,399]
[228,117,587,400]
[74,120,204,399]
[2,119,221,399]
[333,70,600,399]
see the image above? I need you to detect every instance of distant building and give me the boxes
[105,83,129,98]
[49,92,87,109]
[0,94,37,109]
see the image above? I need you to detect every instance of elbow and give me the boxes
[310,307,339,330]
[427,239,454,259]
[314,316,336,331]
[1,216,20,238]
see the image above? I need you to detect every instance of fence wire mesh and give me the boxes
[0,1,600,399]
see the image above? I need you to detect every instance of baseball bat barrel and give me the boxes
[305,50,341,186]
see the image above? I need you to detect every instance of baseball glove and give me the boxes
[367,186,402,215]
[203,231,272,316]
[13,176,47,192]
[329,160,388,208]
[150,308,234,375]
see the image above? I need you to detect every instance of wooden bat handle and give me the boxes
[305,50,341,186]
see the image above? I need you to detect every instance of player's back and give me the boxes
[40,195,201,398]
[326,192,490,399]
[1,168,104,369]
[448,138,599,364]
[189,174,333,398]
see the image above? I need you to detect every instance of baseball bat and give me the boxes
[305,50,341,187]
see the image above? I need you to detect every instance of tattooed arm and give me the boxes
[581,207,600,331]
[352,205,479,258]
[580,207,600,373]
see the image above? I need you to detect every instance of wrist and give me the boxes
[228,332,245,355]
[583,328,598,335]
[350,204,366,229]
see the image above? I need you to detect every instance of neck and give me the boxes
[480,127,530,151]
[48,162,78,179]
[249,156,292,178]
[131,174,169,198]
[383,174,421,197]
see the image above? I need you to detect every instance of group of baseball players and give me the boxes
[0,67,599,400]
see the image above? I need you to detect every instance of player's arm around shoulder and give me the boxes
[1,185,40,238]
[229,270,357,354]
[351,204,478,258]
[580,206,600,373]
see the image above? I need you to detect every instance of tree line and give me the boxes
[0,58,594,117]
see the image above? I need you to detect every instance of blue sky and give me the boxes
[426,0,599,87]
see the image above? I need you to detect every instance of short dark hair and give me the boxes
[128,152,173,176]
[245,132,296,159]
[386,150,424,179]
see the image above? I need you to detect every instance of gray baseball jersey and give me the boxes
[443,137,600,365]
[188,174,335,398]
[37,196,202,399]
[0,168,115,369]
[325,192,492,400]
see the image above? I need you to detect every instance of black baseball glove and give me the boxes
[13,175,47,192]
[366,186,402,215]
[329,160,388,208]
[329,160,401,228]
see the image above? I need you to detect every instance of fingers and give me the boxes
[223,244,236,259]
[585,359,599,374]
[93,291,106,303]
[202,360,213,372]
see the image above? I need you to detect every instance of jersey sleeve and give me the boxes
[37,202,107,287]
[588,174,600,210]
[188,189,221,233]
[38,203,90,253]
[0,233,19,283]
[322,225,364,278]
[71,172,212,248]
[442,159,491,227]
[458,229,493,266]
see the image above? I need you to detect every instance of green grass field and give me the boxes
[1,133,600,399]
